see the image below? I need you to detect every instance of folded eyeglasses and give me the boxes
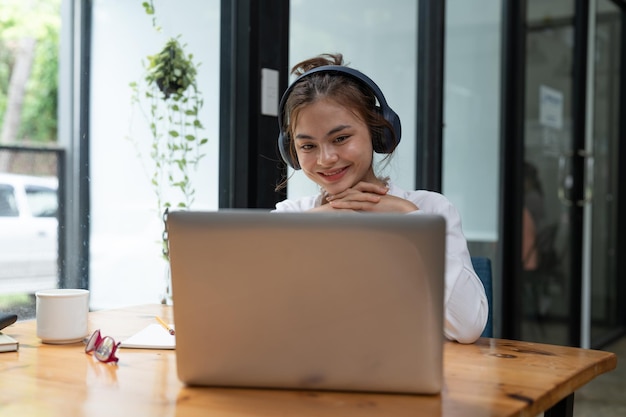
[84,329,120,364]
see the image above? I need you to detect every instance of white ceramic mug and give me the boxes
[36,289,90,344]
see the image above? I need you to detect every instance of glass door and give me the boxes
[522,0,625,347]
[522,1,576,345]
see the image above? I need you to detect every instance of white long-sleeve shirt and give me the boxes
[273,182,489,344]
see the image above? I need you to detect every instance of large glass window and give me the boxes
[0,150,60,304]
[443,1,502,253]
[0,0,61,317]
[443,0,502,331]
[288,0,418,199]
[89,0,220,309]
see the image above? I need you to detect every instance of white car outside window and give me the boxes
[0,173,59,295]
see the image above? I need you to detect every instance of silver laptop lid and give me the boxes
[166,211,445,394]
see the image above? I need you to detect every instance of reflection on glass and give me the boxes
[523,0,623,348]
[523,1,574,345]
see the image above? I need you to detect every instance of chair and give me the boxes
[471,256,493,337]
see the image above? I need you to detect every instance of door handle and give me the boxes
[577,150,593,207]
[558,152,574,206]
[558,150,593,207]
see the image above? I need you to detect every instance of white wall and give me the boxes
[89,0,220,309]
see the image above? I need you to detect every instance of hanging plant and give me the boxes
[128,1,209,264]
[146,37,197,100]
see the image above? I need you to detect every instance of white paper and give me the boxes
[539,85,564,130]
[120,323,176,350]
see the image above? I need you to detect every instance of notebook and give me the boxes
[120,323,176,350]
[0,332,19,353]
[166,210,445,394]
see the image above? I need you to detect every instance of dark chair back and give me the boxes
[471,257,493,337]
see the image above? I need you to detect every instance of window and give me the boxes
[88,0,220,309]
[288,0,418,199]
[0,185,18,217]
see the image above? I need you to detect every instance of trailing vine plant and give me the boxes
[128,1,208,260]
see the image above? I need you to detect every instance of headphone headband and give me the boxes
[277,65,401,170]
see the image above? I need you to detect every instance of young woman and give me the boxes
[274,53,488,344]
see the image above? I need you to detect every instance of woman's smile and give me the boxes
[293,98,376,195]
[318,166,348,181]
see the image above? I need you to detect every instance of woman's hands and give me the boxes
[311,182,418,213]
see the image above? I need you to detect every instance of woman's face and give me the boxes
[292,98,378,196]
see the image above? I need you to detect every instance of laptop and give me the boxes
[166,210,446,394]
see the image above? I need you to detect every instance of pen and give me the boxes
[155,316,175,335]
[0,313,17,331]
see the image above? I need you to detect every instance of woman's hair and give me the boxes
[282,53,397,171]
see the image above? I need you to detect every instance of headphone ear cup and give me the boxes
[278,131,300,170]
[384,107,402,152]
[372,107,402,153]
[371,107,386,153]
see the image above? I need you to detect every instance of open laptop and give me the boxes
[166,210,446,394]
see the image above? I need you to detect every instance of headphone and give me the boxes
[277,65,401,170]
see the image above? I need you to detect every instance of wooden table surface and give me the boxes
[0,304,617,417]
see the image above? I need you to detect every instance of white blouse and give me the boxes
[273,182,489,344]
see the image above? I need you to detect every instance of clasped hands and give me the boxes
[310,182,418,213]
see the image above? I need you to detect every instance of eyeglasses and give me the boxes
[85,329,120,364]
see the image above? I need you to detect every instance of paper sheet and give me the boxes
[120,323,176,349]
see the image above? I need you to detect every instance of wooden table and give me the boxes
[0,304,617,417]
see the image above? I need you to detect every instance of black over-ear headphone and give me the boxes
[277,65,402,170]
